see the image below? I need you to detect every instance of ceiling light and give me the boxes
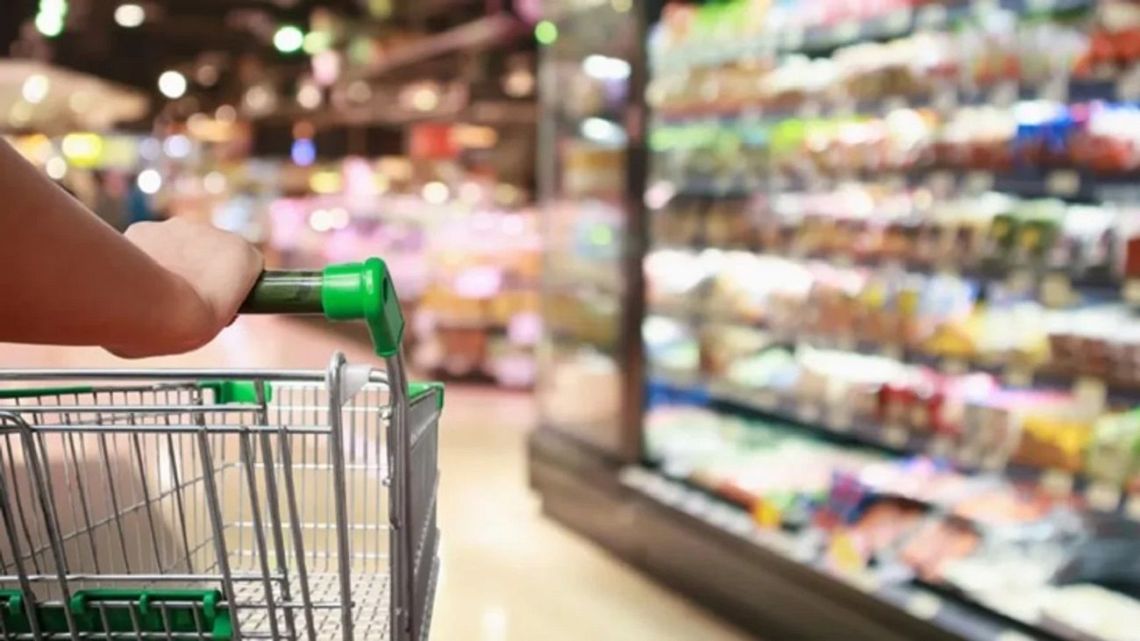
[195,64,219,87]
[410,87,439,112]
[61,133,104,166]
[309,170,341,194]
[35,12,64,37]
[502,69,535,97]
[45,157,67,180]
[274,25,305,54]
[138,137,161,161]
[611,0,632,12]
[203,171,226,195]
[163,134,192,159]
[157,70,187,99]
[21,75,50,105]
[291,138,316,166]
[309,209,335,232]
[303,31,332,55]
[297,82,322,110]
[215,104,237,123]
[243,85,276,115]
[137,169,162,195]
[347,80,372,104]
[422,181,449,205]
[35,0,67,37]
[535,20,557,45]
[582,54,630,81]
[580,117,626,145]
[312,50,341,86]
[114,3,145,28]
[328,207,350,230]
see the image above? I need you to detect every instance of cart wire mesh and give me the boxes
[0,354,441,641]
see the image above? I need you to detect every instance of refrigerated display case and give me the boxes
[533,0,649,459]
[533,2,1140,641]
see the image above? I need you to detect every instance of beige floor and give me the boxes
[0,317,754,641]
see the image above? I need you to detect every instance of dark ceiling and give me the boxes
[1,0,533,122]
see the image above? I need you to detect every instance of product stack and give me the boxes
[642,1,1140,639]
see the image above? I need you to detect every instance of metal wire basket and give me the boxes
[0,260,441,641]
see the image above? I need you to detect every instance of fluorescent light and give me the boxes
[583,54,630,81]
[61,133,103,166]
[290,138,316,166]
[422,181,449,205]
[535,20,557,45]
[45,157,67,180]
[35,12,65,37]
[580,117,627,145]
[114,3,145,28]
[410,87,439,112]
[347,80,372,104]
[303,31,332,55]
[309,170,341,194]
[157,70,187,99]
[297,82,322,110]
[215,105,237,123]
[21,74,50,105]
[274,25,305,54]
[163,134,192,159]
[137,169,162,195]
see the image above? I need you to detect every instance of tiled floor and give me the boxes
[0,316,754,641]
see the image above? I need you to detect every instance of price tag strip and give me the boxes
[797,402,822,424]
[1041,469,1075,497]
[884,425,910,448]
[1125,494,1140,521]
[1086,482,1123,512]
[1046,170,1081,197]
[905,592,942,620]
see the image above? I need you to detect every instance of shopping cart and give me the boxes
[0,259,441,641]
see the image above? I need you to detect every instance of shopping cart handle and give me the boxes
[239,259,405,358]
[239,271,325,315]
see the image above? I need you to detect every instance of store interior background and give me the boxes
[6,0,1140,639]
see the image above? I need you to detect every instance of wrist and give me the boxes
[163,273,218,352]
[105,271,216,357]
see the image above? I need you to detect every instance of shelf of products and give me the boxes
[637,1,1140,639]
[622,462,1140,641]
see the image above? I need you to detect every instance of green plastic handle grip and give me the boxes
[239,258,405,357]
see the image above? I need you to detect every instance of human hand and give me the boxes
[109,218,263,357]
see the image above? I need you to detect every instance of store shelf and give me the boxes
[648,372,1140,518]
[648,302,1140,398]
[648,249,1121,311]
[652,0,1093,72]
[669,164,1140,206]
[616,1,1140,639]
[529,426,1049,641]
[619,466,1062,641]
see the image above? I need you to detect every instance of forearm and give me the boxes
[0,140,207,351]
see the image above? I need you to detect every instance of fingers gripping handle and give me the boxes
[239,258,405,357]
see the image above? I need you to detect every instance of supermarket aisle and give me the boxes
[0,317,753,641]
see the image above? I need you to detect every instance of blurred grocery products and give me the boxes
[628,0,1140,639]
